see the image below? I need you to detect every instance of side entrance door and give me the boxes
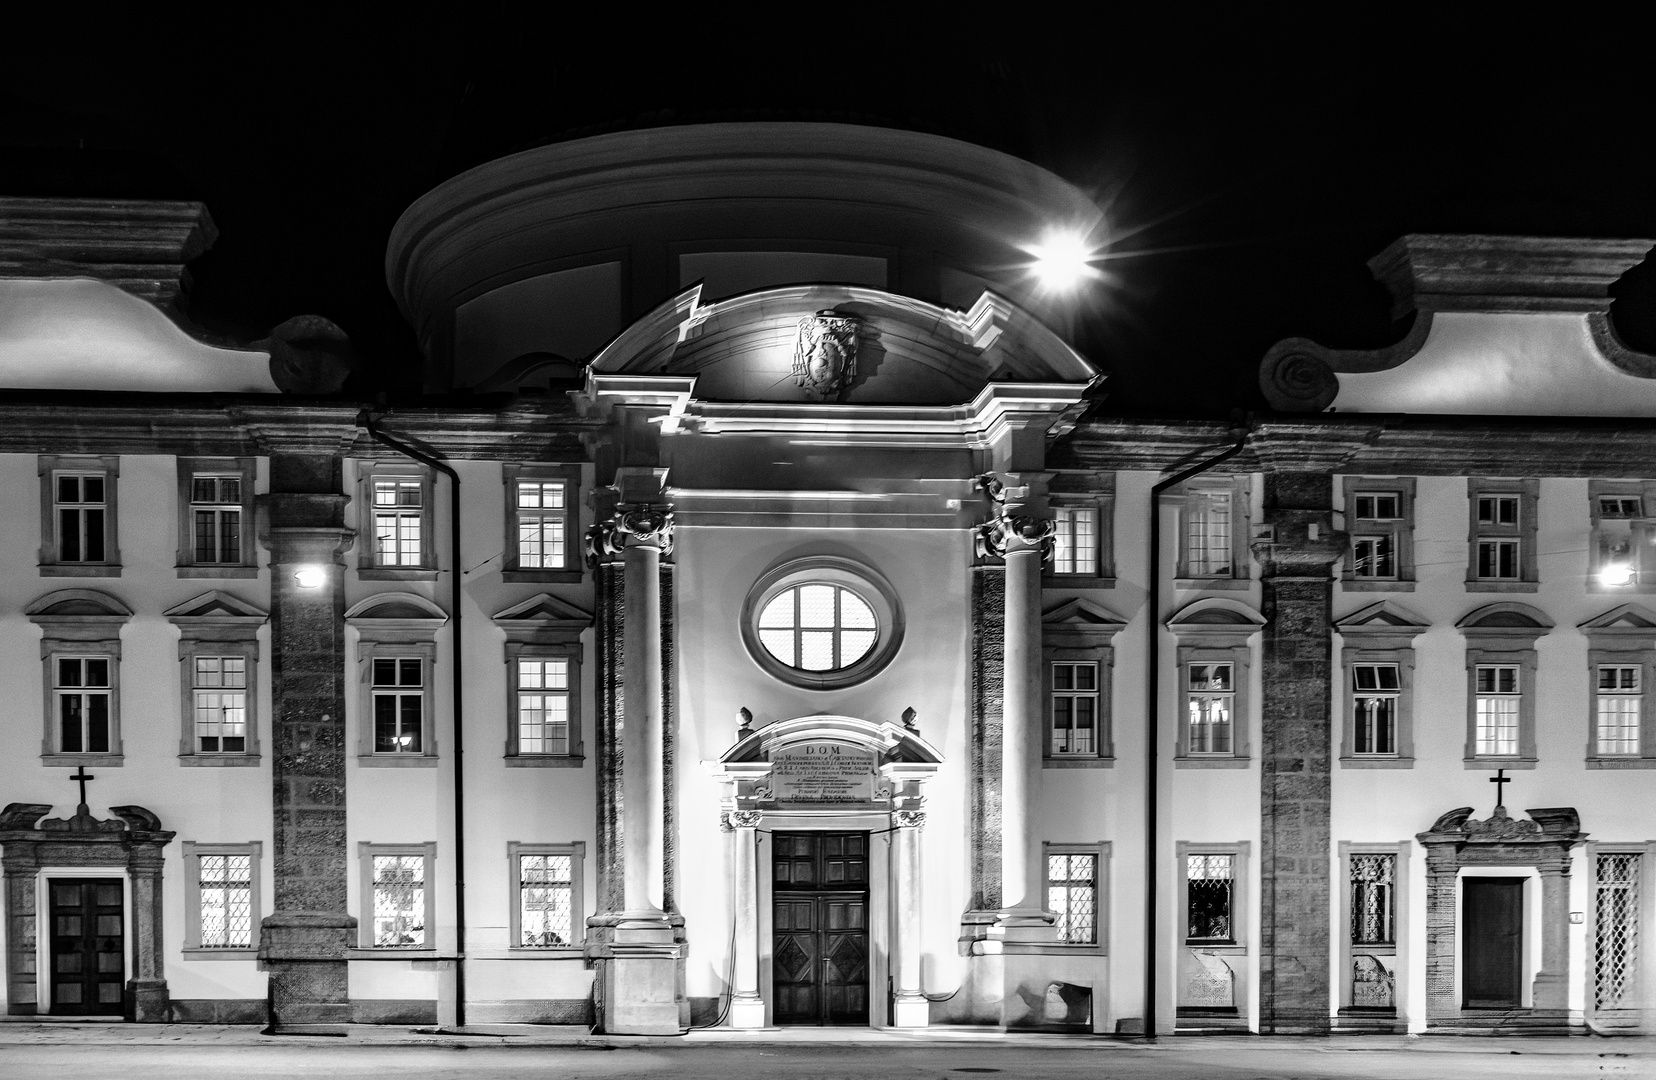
[49,877,125,1015]
[773,831,869,1025]
[1462,876,1523,1009]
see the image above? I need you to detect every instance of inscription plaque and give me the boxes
[770,743,876,804]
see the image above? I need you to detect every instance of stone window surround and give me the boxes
[1336,841,1409,1021]
[1580,604,1656,769]
[1465,477,1540,593]
[503,841,586,955]
[1045,471,1115,586]
[1587,479,1656,595]
[38,454,122,578]
[1168,600,1263,768]
[347,593,448,768]
[166,592,267,767]
[357,461,437,581]
[738,555,905,691]
[1334,602,1430,770]
[1042,840,1109,954]
[492,593,593,767]
[1171,474,1251,591]
[1457,603,1552,769]
[26,588,133,767]
[1340,476,1417,592]
[354,841,438,953]
[1584,841,1655,1027]
[180,841,262,957]
[175,457,258,579]
[1042,598,1125,768]
[502,463,584,584]
[1175,840,1251,1020]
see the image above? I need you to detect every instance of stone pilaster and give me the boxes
[726,810,764,1029]
[1252,471,1345,1034]
[891,810,929,1027]
[257,453,356,1026]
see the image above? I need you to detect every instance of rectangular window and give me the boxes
[55,473,107,563]
[517,658,570,756]
[1186,491,1232,576]
[1186,854,1234,943]
[371,854,427,948]
[1594,852,1643,1012]
[1600,497,1644,519]
[197,852,254,948]
[372,658,424,754]
[1052,507,1098,575]
[1352,663,1400,756]
[1477,496,1519,526]
[515,480,568,570]
[1187,663,1233,755]
[1477,539,1520,580]
[1596,665,1641,756]
[190,475,243,564]
[56,656,111,753]
[1475,664,1521,755]
[1353,535,1396,579]
[1355,492,1401,521]
[193,657,247,754]
[518,852,575,947]
[1051,662,1098,755]
[1350,853,1396,945]
[372,479,424,566]
[1046,852,1098,944]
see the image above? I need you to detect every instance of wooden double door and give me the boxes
[772,831,869,1025]
[49,878,125,1015]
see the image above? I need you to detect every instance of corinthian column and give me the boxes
[891,809,929,1027]
[727,810,765,1028]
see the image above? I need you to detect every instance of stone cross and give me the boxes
[69,764,95,812]
[1489,767,1511,810]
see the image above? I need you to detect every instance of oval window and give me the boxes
[757,583,879,671]
[740,556,904,690]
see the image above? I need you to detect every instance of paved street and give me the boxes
[0,1032,1645,1080]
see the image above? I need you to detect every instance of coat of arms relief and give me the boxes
[792,310,860,398]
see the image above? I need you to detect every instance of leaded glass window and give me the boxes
[1595,852,1642,1011]
[1051,662,1098,755]
[1186,663,1233,755]
[1053,507,1098,575]
[517,658,570,755]
[372,854,426,947]
[191,475,242,563]
[372,478,424,566]
[756,583,877,672]
[515,479,567,569]
[1350,854,1395,945]
[519,853,574,947]
[193,656,247,754]
[1186,854,1234,942]
[198,853,253,948]
[1596,665,1641,756]
[1047,852,1098,944]
[1186,490,1232,576]
[56,656,111,754]
[372,657,423,754]
[1475,664,1520,755]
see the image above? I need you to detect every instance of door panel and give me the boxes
[773,832,869,1025]
[1464,877,1523,1009]
[49,878,124,1016]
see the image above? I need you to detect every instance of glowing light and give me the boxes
[294,565,327,589]
[1026,230,1100,292]
[1600,561,1636,587]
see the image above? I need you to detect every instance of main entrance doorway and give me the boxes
[49,878,125,1015]
[1463,877,1523,1009]
[772,831,869,1025]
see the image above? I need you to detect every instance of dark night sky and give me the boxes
[4,25,1654,416]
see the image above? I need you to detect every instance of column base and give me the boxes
[728,995,766,1029]
[125,978,170,1023]
[259,911,356,1027]
[891,993,930,1028]
[600,948,685,1035]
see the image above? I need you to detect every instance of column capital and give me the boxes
[725,809,763,830]
[585,504,675,566]
[894,810,926,830]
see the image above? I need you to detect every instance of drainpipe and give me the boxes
[1144,421,1248,1040]
[359,412,467,1030]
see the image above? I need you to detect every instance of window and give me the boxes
[741,556,903,690]
[1185,854,1234,943]
[517,658,570,755]
[1339,843,1406,1016]
[193,658,248,754]
[373,658,424,755]
[1046,848,1100,945]
[358,842,436,950]
[1053,507,1098,576]
[508,842,585,950]
[359,466,435,578]
[1474,665,1520,756]
[176,458,256,577]
[1186,490,1232,577]
[1458,603,1548,767]
[1466,478,1538,591]
[1601,497,1644,519]
[27,589,131,766]
[1187,663,1233,755]
[1342,478,1415,591]
[166,590,265,766]
[1589,481,1656,593]
[1350,854,1396,945]
[1045,476,1115,584]
[182,842,262,955]
[1596,665,1641,756]
[1592,849,1645,1016]
[515,480,567,567]
[56,657,112,754]
[502,465,583,583]
[39,456,121,576]
[1051,662,1098,755]
[493,593,591,767]
[1352,663,1399,756]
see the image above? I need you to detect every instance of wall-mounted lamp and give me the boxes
[1599,561,1636,587]
[294,565,327,590]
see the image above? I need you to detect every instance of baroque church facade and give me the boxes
[0,123,1650,1036]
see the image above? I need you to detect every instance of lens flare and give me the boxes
[1600,561,1636,587]
[1026,230,1100,292]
